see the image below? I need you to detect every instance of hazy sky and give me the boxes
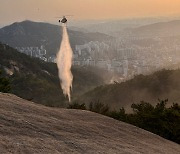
[1,0,180,26]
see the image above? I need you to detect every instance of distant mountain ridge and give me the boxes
[0,20,112,56]
[77,69,180,110]
[130,20,180,37]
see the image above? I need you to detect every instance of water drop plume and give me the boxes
[56,24,73,102]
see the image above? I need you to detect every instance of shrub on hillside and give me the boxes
[0,70,10,93]
[68,102,86,110]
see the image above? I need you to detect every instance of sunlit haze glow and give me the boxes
[1,0,180,26]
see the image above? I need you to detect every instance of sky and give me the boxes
[1,0,180,26]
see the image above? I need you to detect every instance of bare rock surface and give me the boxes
[0,92,179,154]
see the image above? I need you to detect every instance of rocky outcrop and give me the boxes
[0,93,179,153]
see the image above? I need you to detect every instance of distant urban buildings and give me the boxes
[16,46,56,63]
[15,37,180,81]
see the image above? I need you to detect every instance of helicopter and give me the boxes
[59,16,67,23]
[57,15,73,24]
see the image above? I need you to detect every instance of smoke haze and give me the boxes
[57,25,73,102]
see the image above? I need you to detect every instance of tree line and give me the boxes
[68,99,180,144]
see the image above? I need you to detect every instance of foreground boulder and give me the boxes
[0,93,179,153]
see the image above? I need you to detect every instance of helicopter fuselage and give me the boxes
[59,17,67,23]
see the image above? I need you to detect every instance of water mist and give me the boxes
[56,24,73,102]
